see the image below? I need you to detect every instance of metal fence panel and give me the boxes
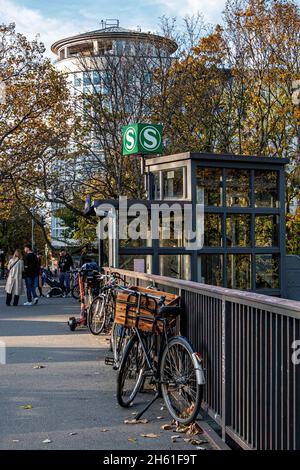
[105,268,300,449]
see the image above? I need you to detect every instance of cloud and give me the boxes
[0,0,227,60]
[0,0,90,57]
[149,0,226,23]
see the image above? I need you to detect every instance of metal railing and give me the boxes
[105,267,300,450]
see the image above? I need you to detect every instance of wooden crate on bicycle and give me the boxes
[115,285,179,333]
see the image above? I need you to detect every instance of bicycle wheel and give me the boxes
[160,336,203,424]
[117,333,146,407]
[111,323,131,369]
[111,322,122,364]
[71,283,80,300]
[88,295,106,335]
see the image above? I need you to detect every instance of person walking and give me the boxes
[58,249,73,296]
[5,249,24,306]
[23,244,40,306]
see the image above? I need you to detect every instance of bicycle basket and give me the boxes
[115,286,179,333]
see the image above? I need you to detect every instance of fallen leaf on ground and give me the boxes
[100,429,108,432]
[42,439,52,444]
[69,432,77,436]
[156,416,163,420]
[161,424,173,430]
[128,438,137,443]
[186,422,203,436]
[188,438,208,446]
[20,405,32,409]
[175,425,189,433]
[140,433,159,438]
[12,440,19,443]
[124,419,149,425]
[33,365,45,369]
[196,447,205,450]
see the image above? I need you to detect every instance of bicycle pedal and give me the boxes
[104,356,115,366]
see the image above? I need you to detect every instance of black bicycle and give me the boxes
[88,272,125,336]
[116,289,205,424]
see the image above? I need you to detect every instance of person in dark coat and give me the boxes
[58,249,73,296]
[23,244,40,305]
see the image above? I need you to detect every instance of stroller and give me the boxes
[42,269,65,298]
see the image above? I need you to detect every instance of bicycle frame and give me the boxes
[131,317,169,420]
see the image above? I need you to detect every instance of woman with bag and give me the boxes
[5,250,24,306]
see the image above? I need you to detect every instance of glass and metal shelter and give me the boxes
[144,152,288,297]
[87,151,288,297]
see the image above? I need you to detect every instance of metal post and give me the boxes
[221,299,232,442]
[108,210,119,268]
[31,217,35,251]
[98,237,102,269]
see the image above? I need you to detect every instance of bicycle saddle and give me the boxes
[158,305,183,317]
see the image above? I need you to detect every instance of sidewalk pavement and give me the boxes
[0,283,215,450]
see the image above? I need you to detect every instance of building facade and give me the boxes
[50,20,177,247]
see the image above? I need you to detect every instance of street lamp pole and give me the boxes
[31,217,35,251]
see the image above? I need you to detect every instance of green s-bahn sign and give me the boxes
[122,123,163,156]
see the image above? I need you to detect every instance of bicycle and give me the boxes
[70,269,80,300]
[110,282,166,369]
[68,267,100,331]
[116,288,205,424]
[88,272,125,336]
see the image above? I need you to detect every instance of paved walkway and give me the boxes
[0,283,214,450]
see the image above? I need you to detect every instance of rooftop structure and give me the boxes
[51,20,178,63]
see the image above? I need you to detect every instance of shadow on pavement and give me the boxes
[4,346,107,364]
[0,319,92,337]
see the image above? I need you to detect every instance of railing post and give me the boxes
[221,298,232,442]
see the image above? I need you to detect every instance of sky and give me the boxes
[0,0,228,57]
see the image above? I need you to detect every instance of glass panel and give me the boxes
[256,254,279,289]
[115,40,124,55]
[255,215,279,247]
[197,255,223,286]
[83,72,92,86]
[162,168,184,199]
[205,214,222,247]
[227,254,251,290]
[226,169,250,207]
[152,172,161,200]
[93,71,101,85]
[102,239,109,267]
[226,214,251,247]
[197,168,222,206]
[255,171,278,208]
[74,74,81,88]
[159,214,184,248]
[119,216,151,248]
[159,255,191,280]
[119,255,152,273]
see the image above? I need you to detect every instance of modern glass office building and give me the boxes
[102,152,287,297]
